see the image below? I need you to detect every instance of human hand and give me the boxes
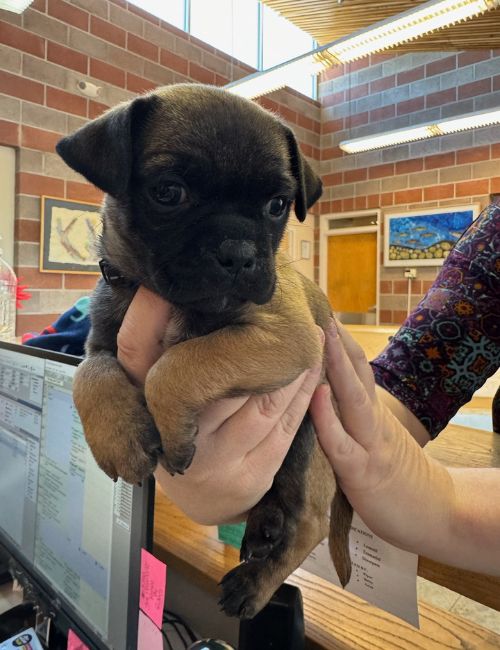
[117,286,322,525]
[310,320,452,552]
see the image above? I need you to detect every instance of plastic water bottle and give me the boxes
[0,246,17,342]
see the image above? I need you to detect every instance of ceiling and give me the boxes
[261,0,500,50]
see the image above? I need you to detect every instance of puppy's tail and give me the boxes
[329,486,353,587]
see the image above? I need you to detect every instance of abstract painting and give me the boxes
[40,196,102,274]
[384,205,480,267]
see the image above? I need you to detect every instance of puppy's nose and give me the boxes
[216,240,257,275]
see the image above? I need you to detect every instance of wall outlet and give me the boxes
[404,268,417,279]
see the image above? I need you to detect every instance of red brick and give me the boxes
[370,75,395,94]
[322,118,344,134]
[424,184,454,201]
[422,280,434,293]
[456,146,490,165]
[394,188,422,204]
[21,125,61,152]
[354,196,367,210]
[380,192,393,206]
[17,313,61,336]
[393,280,409,294]
[257,97,279,113]
[47,87,87,117]
[215,74,229,86]
[188,62,215,85]
[66,181,103,204]
[275,105,297,125]
[397,96,424,116]
[91,16,125,48]
[126,73,157,94]
[65,274,99,290]
[299,142,312,158]
[88,100,108,119]
[47,0,88,30]
[322,66,343,81]
[90,58,125,87]
[127,33,158,61]
[457,51,491,68]
[395,159,424,174]
[350,58,369,72]
[348,83,368,100]
[369,163,394,179]
[0,119,19,147]
[342,197,354,211]
[15,267,62,288]
[393,310,408,324]
[367,194,380,209]
[426,88,456,109]
[160,49,188,76]
[493,143,500,159]
[425,152,455,170]
[15,219,40,242]
[18,172,64,197]
[297,113,314,131]
[48,42,87,74]
[349,112,368,128]
[458,78,491,100]
[330,200,342,212]
[455,179,489,197]
[322,90,345,107]
[318,200,330,215]
[494,74,500,92]
[0,21,45,58]
[344,168,367,183]
[397,65,424,85]
[426,55,456,77]
[370,104,395,122]
[0,70,44,103]
[490,177,500,193]
[379,309,392,324]
[321,146,343,160]
[380,280,392,293]
[323,172,343,187]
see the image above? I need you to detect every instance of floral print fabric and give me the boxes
[371,203,500,438]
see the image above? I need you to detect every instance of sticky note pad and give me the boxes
[218,523,246,549]
[67,629,90,650]
[140,548,167,628]
[138,610,164,650]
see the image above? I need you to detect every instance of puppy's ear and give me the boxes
[284,127,323,222]
[56,95,152,197]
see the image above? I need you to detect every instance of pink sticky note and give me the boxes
[138,610,164,650]
[137,611,163,650]
[67,629,90,650]
[140,548,167,628]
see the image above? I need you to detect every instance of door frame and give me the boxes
[319,209,381,326]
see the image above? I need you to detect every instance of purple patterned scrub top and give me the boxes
[371,203,500,439]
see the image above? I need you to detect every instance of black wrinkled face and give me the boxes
[123,93,297,314]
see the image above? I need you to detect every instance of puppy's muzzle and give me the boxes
[216,240,257,278]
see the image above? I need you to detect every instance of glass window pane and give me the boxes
[190,0,259,69]
[129,0,185,30]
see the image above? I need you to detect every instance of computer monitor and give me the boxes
[0,341,154,649]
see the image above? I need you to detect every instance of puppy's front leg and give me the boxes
[144,321,321,475]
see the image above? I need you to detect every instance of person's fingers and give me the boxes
[117,286,172,385]
[310,384,369,481]
[324,320,376,448]
[244,364,322,472]
[336,321,376,400]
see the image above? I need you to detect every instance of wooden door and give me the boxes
[327,232,377,314]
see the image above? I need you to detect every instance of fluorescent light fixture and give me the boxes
[226,0,500,99]
[0,0,33,12]
[339,107,500,153]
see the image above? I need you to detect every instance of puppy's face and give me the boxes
[57,85,322,314]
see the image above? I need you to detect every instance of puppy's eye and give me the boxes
[150,181,187,207]
[267,196,289,218]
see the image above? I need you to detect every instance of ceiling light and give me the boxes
[0,0,33,12]
[227,0,500,99]
[339,107,500,153]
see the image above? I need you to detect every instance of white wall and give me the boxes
[0,146,15,267]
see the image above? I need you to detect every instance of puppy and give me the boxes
[56,84,353,618]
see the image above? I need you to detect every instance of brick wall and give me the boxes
[0,0,320,334]
[318,50,500,324]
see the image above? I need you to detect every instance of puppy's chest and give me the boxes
[161,307,246,348]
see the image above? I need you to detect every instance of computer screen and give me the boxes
[0,342,154,649]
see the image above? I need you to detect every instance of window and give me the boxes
[128,0,315,98]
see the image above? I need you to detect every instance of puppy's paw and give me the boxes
[240,504,287,562]
[219,562,271,619]
[85,405,162,484]
[159,438,197,476]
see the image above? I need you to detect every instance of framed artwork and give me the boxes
[300,239,311,260]
[383,204,480,267]
[40,196,102,274]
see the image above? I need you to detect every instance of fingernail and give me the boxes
[327,317,339,338]
[316,326,325,345]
